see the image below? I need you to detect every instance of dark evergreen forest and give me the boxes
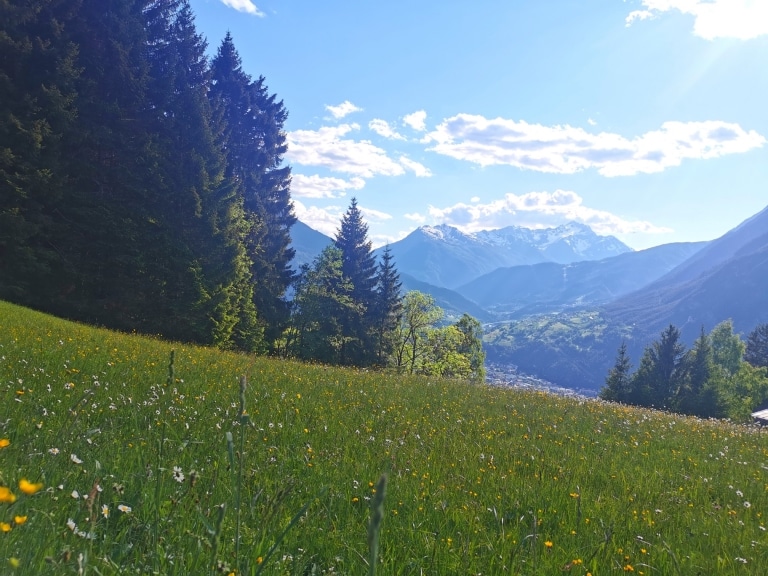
[1,0,296,351]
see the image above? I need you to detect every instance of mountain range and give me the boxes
[289,204,768,391]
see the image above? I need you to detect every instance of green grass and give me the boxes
[2,299,768,574]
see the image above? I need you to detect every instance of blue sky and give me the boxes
[188,0,768,250]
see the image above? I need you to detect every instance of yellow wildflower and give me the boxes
[0,522,11,533]
[0,487,16,504]
[18,478,43,495]
[13,516,27,526]
[0,438,9,448]
[544,540,553,548]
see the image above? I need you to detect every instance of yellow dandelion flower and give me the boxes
[13,516,27,526]
[256,557,263,564]
[544,540,553,548]
[18,478,43,495]
[0,487,16,504]
[0,522,11,533]
[0,438,9,448]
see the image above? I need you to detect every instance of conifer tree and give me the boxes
[0,0,80,307]
[373,245,403,365]
[210,33,295,349]
[600,341,633,402]
[745,323,768,368]
[334,198,379,365]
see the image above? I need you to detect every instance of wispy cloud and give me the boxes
[398,156,432,177]
[424,114,765,176]
[287,124,405,178]
[626,0,768,40]
[219,0,264,16]
[404,212,427,223]
[325,100,362,119]
[428,190,673,236]
[369,119,406,140]
[403,110,428,131]
[290,174,365,199]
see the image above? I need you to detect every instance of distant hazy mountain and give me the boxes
[289,220,333,269]
[457,241,707,317]
[379,222,632,289]
[484,204,768,391]
[400,273,494,323]
[604,204,768,341]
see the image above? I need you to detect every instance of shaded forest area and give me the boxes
[1,0,294,351]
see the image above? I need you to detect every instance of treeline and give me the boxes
[283,200,485,381]
[1,0,294,351]
[600,322,768,421]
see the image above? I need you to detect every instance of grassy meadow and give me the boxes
[2,300,768,574]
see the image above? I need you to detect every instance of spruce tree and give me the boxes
[600,341,633,402]
[745,323,768,368]
[334,198,378,365]
[210,33,295,349]
[0,0,80,308]
[373,245,403,365]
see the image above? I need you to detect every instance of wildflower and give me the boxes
[70,454,83,464]
[48,448,60,455]
[118,504,132,513]
[172,466,185,483]
[71,490,80,499]
[66,518,77,531]
[101,505,110,518]
[18,478,43,495]
[0,522,11,532]
[544,541,553,549]
[0,438,9,448]
[623,565,634,572]
[0,487,16,504]
[744,501,752,508]
[13,516,27,526]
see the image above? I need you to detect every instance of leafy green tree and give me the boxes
[419,325,471,378]
[393,291,444,374]
[334,198,379,365]
[288,247,360,364]
[716,363,768,422]
[454,314,486,383]
[745,323,768,368]
[600,341,633,403]
[372,245,403,365]
[710,319,745,376]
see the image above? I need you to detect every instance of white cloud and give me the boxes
[626,0,768,40]
[360,206,393,222]
[219,0,264,16]
[428,190,673,236]
[287,124,406,178]
[290,174,365,199]
[587,118,597,126]
[369,119,406,140]
[424,114,765,176]
[325,100,362,119]
[470,196,481,203]
[403,110,428,131]
[292,200,344,237]
[398,156,433,177]
[404,212,427,223]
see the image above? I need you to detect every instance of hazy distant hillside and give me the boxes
[458,241,706,317]
[289,220,333,269]
[484,204,768,391]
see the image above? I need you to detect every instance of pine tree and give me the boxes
[210,33,295,349]
[334,198,379,365]
[630,325,686,409]
[0,0,80,307]
[373,245,402,365]
[745,323,768,368]
[600,341,633,402]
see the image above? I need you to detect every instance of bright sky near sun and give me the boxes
[188,0,768,250]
